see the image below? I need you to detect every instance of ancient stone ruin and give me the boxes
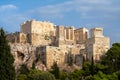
[7,20,110,72]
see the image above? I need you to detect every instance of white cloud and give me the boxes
[0,4,17,12]
[1,0,119,20]
[27,0,120,19]
[82,0,111,4]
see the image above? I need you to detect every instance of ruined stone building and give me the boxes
[7,20,110,71]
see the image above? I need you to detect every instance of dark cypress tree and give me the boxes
[51,61,60,79]
[91,55,94,75]
[82,56,85,69]
[0,28,15,80]
[32,61,35,69]
[19,64,29,75]
[67,51,74,66]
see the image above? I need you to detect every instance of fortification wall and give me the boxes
[20,20,56,46]
[45,45,84,69]
[6,32,20,43]
[45,46,68,69]
[31,20,55,35]
[85,28,110,61]
[21,20,32,34]
[93,37,110,61]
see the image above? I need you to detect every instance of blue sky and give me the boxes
[0,0,120,44]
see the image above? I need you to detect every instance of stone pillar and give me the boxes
[69,29,70,40]
[64,29,66,40]
[71,28,74,40]
[79,31,81,40]
[56,26,65,46]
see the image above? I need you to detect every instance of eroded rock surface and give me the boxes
[10,43,46,73]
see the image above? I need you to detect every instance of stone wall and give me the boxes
[45,45,84,69]
[85,28,110,61]
[21,20,32,34]
[30,20,55,46]
[93,37,110,61]
[31,20,55,34]
[45,46,68,69]
[20,20,56,46]
[90,28,104,38]
[6,32,20,43]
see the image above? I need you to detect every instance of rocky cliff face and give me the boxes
[9,43,46,73]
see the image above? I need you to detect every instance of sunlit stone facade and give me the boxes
[7,20,110,69]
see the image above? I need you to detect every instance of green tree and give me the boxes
[59,71,68,80]
[94,63,108,74]
[0,28,15,80]
[27,69,56,80]
[32,61,35,69]
[50,61,60,79]
[93,71,118,80]
[19,64,29,75]
[91,55,94,75]
[69,69,84,80]
[115,71,120,80]
[82,56,85,68]
[82,62,91,76]
[17,74,27,80]
[101,43,120,73]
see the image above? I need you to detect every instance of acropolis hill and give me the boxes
[7,20,110,71]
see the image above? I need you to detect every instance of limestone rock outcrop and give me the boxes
[9,43,46,73]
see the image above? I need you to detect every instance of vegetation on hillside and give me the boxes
[0,28,15,80]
